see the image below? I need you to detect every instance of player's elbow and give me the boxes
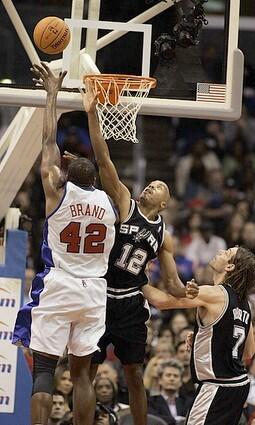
[96,151,111,167]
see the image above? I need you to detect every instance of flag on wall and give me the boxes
[196,83,226,103]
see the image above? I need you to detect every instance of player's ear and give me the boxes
[225,263,235,273]
[160,200,166,211]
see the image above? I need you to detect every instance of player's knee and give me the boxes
[32,352,58,395]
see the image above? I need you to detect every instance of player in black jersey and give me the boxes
[143,246,255,425]
[76,81,198,425]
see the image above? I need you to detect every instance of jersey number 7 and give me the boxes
[60,222,107,254]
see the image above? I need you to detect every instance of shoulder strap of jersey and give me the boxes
[159,220,165,249]
[122,199,136,223]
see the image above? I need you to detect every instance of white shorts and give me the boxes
[29,268,107,357]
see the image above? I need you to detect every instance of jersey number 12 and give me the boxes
[115,243,148,275]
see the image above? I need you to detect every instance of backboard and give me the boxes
[0,0,250,120]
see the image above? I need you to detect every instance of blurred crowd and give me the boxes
[2,61,255,424]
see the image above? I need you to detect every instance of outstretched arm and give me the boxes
[31,63,67,205]
[80,82,130,219]
[142,282,222,311]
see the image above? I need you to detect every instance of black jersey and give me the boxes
[104,199,165,289]
[190,283,251,385]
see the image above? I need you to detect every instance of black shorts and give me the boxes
[92,293,150,365]
[186,381,250,425]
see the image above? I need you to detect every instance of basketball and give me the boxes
[33,17,71,55]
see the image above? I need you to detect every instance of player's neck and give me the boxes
[137,202,158,220]
[213,270,226,286]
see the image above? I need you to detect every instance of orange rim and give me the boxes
[83,73,157,89]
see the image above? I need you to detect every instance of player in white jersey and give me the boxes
[12,64,117,425]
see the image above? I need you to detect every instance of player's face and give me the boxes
[209,247,238,274]
[139,180,169,210]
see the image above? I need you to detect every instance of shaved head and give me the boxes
[139,180,170,212]
[157,180,170,203]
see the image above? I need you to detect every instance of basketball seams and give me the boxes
[37,17,58,49]
[40,18,65,50]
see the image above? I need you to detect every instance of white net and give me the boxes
[84,75,156,143]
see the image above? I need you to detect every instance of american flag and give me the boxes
[196,83,226,103]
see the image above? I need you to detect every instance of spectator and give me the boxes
[144,356,164,396]
[153,340,175,361]
[175,138,220,199]
[178,327,194,345]
[48,390,66,425]
[148,359,193,425]
[175,341,195,399]
[185,220,226,271]
[94,402,118,425]
[224,212,245,248]
[96,362,119,389]
[203,169,234,234]
[94,376,129,415]
[241,222,255,255]
[54,364,73,413]
[169,312,189,345]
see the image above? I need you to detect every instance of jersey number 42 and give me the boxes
[60,222,107,254]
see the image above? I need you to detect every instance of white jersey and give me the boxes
[41,181,116,278]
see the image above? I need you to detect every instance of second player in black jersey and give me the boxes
[79,81,198,425]
[143,246,255,425]
[105,198,165,291]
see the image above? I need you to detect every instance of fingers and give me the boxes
[79,87,85,96]
[87,79,94,94]
[84,79,97,96]
[186,279,199,299]
[32,63,48,78]
[63,150,76,158]
[32,78,44,87]
[59,70,67,83]
[63,151,78,161]
[31,63,67,83]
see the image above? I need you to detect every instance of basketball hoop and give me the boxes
[83,74,157,143]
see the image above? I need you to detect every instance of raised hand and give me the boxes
[31,62,67,94]
[79,79,98,113]
[185,279,199,299]
[63,150,79,162]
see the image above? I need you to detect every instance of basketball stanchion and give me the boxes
[83,74,157,143]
